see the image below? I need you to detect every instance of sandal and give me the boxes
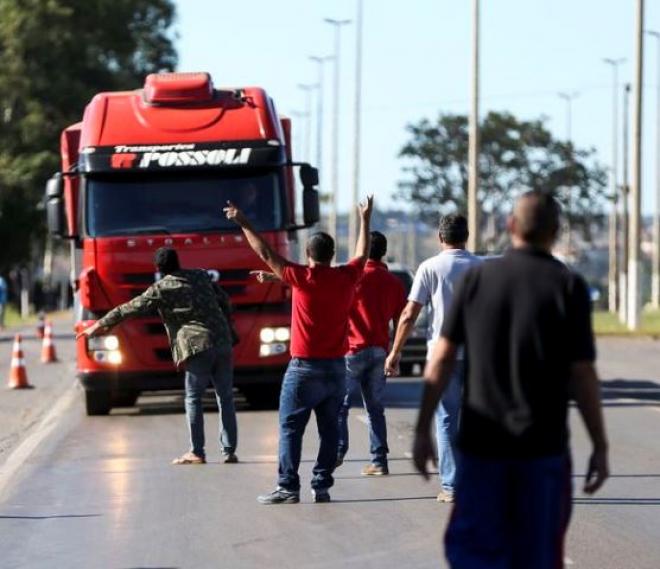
[171,452,206,465]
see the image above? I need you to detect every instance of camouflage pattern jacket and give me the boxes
[98,269,234,365]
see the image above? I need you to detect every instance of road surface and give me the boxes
[0,333,659,568]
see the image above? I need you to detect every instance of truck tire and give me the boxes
[112,390,139,408]
[85,390,112,416]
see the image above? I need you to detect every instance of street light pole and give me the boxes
[309,55,333,176]
[628,0,645,330]
[325,17,351,243]
[349,0,364,251]
[646,30,660,308]
[621,83,631,324]
[603,57,626,313]
[558,91,579,255]
[297,83,317,163]
[467,0,480,253]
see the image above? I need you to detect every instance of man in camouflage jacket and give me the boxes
[78,247,238,465]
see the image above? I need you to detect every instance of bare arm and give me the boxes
[352,195,374,263]
[385,301,423,376]
[224,201,288,279]
[569,361,609,494]
[413,338,459,478]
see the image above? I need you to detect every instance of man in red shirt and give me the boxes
[337,231,406,475]
[224,195,373,504]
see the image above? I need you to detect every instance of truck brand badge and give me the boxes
[136,148,252,168]
[111,153,138,168]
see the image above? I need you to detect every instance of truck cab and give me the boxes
[46,72,319,415]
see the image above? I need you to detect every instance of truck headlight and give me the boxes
[87,335,122,365]
[260,327,290,343]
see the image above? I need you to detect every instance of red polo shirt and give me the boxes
[282,259,364,358]
[348,260,406,354]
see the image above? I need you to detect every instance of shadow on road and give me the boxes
[599,379,660,407]
[573,498,660,506]
[0,514,101,520]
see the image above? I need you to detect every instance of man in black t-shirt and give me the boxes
[413,191,609,569]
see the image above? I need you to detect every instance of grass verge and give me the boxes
[593,309,660,337]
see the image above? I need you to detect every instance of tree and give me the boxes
[0,0,178,274]
[397,111,608,245]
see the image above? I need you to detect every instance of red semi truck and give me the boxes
[45,72,320,415]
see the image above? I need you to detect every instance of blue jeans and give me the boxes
[445,452,572,569]
[337,347,388,467]
[278,357,346,492]
[184,345,237,458]
[435,360,463,492]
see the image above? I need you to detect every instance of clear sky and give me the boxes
[176,0,660,215]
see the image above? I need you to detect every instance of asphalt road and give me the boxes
[0,335,659,569]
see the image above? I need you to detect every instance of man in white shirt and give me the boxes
[385,214,481,502]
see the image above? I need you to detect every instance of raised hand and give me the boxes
[75,321,103,341]
[358,194,374,220]
[223,201,249,227]
[250,270,279,284]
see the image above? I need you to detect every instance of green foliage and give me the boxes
[0,0,178,273]
[398,111,608,235]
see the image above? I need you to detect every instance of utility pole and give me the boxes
[324,17,351,242]
[621,83,631,324]
[309,55,333,177]
[290,110,308,163]
[467,0,480,253]
[646,30,660,308]
[628,0,645,330]
[297,83,317,163]
[349,0,364,251]
[603,57,626,313]
[558,91,579,256]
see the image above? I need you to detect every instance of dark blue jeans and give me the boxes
[338,346,389,467]
[445,452,573,569]
[278,357,346,492]
[184,345,237,458]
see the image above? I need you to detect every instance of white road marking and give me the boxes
[564,557,574,565]
[357,414,369,425]
[0,384,77,500]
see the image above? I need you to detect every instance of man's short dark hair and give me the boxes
[306,232,335,263]
[439,214,469,245]
[154,247,180,275]
[514,191,561,245]
[369,231,387,261]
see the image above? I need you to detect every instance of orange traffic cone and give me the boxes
[8,334,33,389]
[40,320,58,363]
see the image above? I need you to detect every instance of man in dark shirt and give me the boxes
[225,195,373,504]
[414,191,609,569]
[337,231,406,475]
[77,247,238,466]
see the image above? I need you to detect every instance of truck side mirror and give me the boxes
[299,164,319,188]
[45,173,66,237]
[302,188,320,227]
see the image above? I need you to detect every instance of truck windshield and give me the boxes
[86,169,285,237]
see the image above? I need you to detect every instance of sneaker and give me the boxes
[361,463,389,476]
[437,490,454,503]
[257,487,300,505]
[223,453,239,464]
[311,489,331,503]
[335,454,345,468]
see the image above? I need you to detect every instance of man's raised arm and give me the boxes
[224,201,289,279]
[352,195,374,263]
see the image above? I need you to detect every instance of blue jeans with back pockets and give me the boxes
[278,357,346,492]
[337,346,389,467]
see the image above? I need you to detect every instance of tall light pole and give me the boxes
[558,91,579,255]
[628,0,645,330]
[646,30,660,308]
[309,55,333,175]
[349,0,364,251]
[325,17,351,242]
[604,57,626,313]
[297,83,317,163]
[467,0,480,253]
[620,84,632,324]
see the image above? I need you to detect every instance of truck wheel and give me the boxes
[113,390,140,408]
[242,385,281,410]
[85,390,112,416]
